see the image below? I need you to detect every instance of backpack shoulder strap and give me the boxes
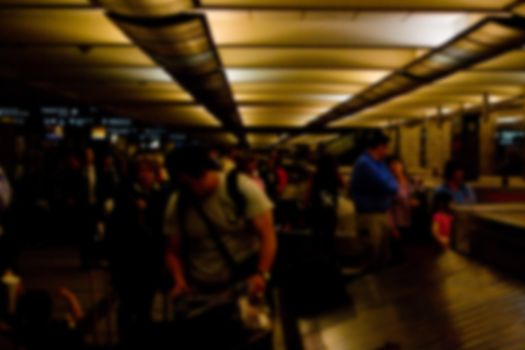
[226,169,247,217]
[176,190,239,281]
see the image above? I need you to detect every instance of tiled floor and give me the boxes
[15,244,525,350]
[299,247,525,350]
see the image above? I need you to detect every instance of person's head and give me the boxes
[444,160,465,185]
[167,147,221,198]
[386,155,405,178]
[16,290,53,325]
[366,131,390,161]
[134,157,159,190]
[433,191,453,213]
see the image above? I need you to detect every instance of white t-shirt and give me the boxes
[164,172,273,285]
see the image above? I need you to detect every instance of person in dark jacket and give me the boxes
[349,132,398,271]
[107,156,167,347]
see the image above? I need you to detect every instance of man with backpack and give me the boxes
[163,147,276,348]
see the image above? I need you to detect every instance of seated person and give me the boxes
[435,161,476,205]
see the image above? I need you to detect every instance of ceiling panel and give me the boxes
[208,12,481,48]
[240,106,329,117]
[63,87,193,103]
[235,93,349,105]
[226,68,389,84]
[12,67,173,83]
[220,48,417,69]
[0,9,129,44]
[439,71,525,85]
[330,116,391,127]
[37,82,187,95]
[0,0,89,4]
[0,47,155,67]
[241,105,328,126]
[0,0,523,146]
[247,134,279,148]
[232,83,364,95]
[413,84,522,96]
[118,105,222,127]
[474,50,525,71]
[201,0,511,11]
[287,134,338,146]
[391,94,483,105]
[243,115,315,127]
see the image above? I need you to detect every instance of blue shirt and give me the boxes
[349,153,398,213]
[435,184,476,205]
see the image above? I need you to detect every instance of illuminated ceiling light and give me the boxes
[489,95,506,103]
[307,16,525,129]
[104,8,244,143]
[307,94,351,102]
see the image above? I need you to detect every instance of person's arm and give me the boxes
[247,210,276,298]
[58,287,84,322]
[237,174,277,297]
[366,163,398,195]
[163,193,190,298]
[352,160,398,196]
[254,210,277,275]
[165,236,190,298]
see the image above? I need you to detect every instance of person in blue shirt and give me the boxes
[349,132,398,270]
[434,161,476,205]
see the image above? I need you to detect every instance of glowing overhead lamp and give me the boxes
[308,17,525,129]
[100,0,245,143]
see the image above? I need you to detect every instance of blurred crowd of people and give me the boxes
[0,131,478,349]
